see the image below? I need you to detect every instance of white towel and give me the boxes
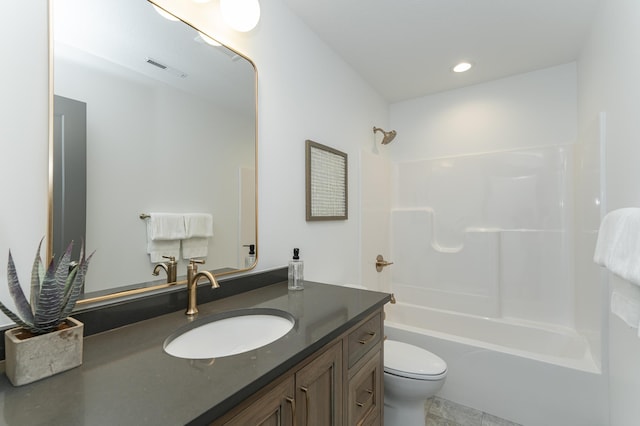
[182,237,209,259]
[146,213,185,263]
[184,213,213,238]
[147,213,187,240]
[594,208,640,285]
[611,290,640,329]
[147,239,181,263]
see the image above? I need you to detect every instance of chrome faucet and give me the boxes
[152,256,178,284]
[186,259,220,316]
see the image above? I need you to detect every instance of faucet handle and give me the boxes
[162,255,177,264]
[188,258,205,272]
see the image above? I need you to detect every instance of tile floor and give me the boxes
[424,397,522,426]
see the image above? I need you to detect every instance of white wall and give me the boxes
[0,1,49,317]
[360,149,392,294]
[389,63,577,161]
[0,0,388,325]
[579,0,640,424]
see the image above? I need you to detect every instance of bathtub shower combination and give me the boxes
[384,144,605,425]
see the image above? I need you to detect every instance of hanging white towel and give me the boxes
[610,290,640,329]
[594,207,640,286]
[184,213,214,238]
[147,239,181,263]
[147,213,187,240]
[182,237,209,259]
[145,213,185,263]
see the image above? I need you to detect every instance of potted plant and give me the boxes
[0,239,93,386]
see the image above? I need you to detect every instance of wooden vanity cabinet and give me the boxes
[345,311,383,426]
[214,308,383,426]
[347,347,382,425]
[295,341,343,425]
[221,376,296,426]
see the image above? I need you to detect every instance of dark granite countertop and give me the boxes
[0,281,390,425]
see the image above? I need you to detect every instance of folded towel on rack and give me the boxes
[182,237,209,259]
[145,213,184,263]
[184,213,214,238]
[147,213,187,240]
[594,208,640,285]
[146,233,181,263]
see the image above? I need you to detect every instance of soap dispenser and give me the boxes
[244,244,256,268]
[288,248,304,290]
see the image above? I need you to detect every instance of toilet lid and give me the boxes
[384,340,447,380]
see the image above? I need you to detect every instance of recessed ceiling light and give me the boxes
[453,62,473,73]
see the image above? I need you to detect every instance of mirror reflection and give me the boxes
[51,0,257,299]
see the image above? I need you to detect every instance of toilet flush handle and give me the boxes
[375,254,394,272]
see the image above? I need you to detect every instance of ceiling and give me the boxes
[53,0,255,116]
[282,0,601,103]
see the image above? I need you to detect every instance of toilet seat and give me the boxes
[384,340,447,380]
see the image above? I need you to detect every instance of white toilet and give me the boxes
[383,339,448,426]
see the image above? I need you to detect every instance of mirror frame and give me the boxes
[47,0,259,305]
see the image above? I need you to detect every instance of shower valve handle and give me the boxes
[375,254,394,272]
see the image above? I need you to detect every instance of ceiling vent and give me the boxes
[145,57,188,78]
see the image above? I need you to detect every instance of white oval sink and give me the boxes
[163,308,295,359]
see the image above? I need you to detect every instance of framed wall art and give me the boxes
[305,140,348,221]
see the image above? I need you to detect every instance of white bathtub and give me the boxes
[384,303,608,426]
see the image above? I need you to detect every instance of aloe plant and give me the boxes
[0,239,93,335]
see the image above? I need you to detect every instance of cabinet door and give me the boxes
[222,376,296,426]
[296,341,343,426]
[347,349,382,426]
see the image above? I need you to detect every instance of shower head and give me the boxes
[373,126,397,145]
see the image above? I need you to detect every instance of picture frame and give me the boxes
[305,140,348,221]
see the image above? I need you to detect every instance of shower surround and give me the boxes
[381,143,605,425]
[392,145,574,327]
[362,63,608,424]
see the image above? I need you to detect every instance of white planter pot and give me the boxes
[4,317,84,386]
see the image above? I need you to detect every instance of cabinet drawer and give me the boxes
[347,350,382,426]
[347,312,382,368]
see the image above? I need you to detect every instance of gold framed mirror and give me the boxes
[48,0,258,304]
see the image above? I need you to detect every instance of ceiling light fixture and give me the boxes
[152,5,179,22]
[452,62,473,73]
[220,0,261,32]
[197,31,222,47]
